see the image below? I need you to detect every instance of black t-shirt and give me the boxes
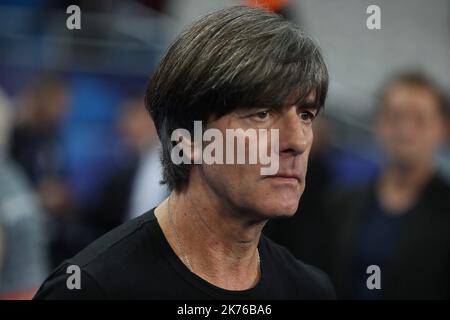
[34,209,336,299]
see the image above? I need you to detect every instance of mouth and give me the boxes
[263,172,301,183]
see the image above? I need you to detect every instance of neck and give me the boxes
[383,158,433,189]
[377,158,434,213]
[155,178,264,290]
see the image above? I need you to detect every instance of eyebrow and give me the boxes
[296,100,320,111]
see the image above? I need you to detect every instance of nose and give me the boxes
[278,107,312,157]
[396,115,418,139]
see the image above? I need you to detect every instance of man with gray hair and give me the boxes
[35,6,335,299]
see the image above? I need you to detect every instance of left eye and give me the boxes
[254,111,269,120]
[299,111,315,122]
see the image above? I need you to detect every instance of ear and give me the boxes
[176,133,203,164]
[171,128,195,165]
[190,138,203,164]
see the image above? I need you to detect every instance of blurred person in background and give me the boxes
[0,87,49,299]
[321,71,450,299]
[120,95,168,220]
[8,74,78,268]
[84,95,168,238]
[10,75,70,186]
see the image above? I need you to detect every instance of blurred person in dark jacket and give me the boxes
[84,96,168,238]
[0,88,49,299]
[10,75,70,186]
[321,71,450,299]
[8,75,79,268]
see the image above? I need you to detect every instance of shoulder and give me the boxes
[34,209,158,299]
[260,235,336,299]
[70,209,157,267]
[33,262,106,299]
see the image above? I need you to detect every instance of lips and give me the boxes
[264,172,301,182]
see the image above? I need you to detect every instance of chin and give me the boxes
[257,198,300,219]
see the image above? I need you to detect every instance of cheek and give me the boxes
[423,127,444,149]
[377,118,398,138]
[301,131,313,161]
[201,163,258,190]
[303,147,312,166]
[306,131,314,151]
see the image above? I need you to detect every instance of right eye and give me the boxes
[299,111,316,123]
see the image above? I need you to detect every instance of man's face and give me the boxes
[376,83,445,167]
[194,93,318,220]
